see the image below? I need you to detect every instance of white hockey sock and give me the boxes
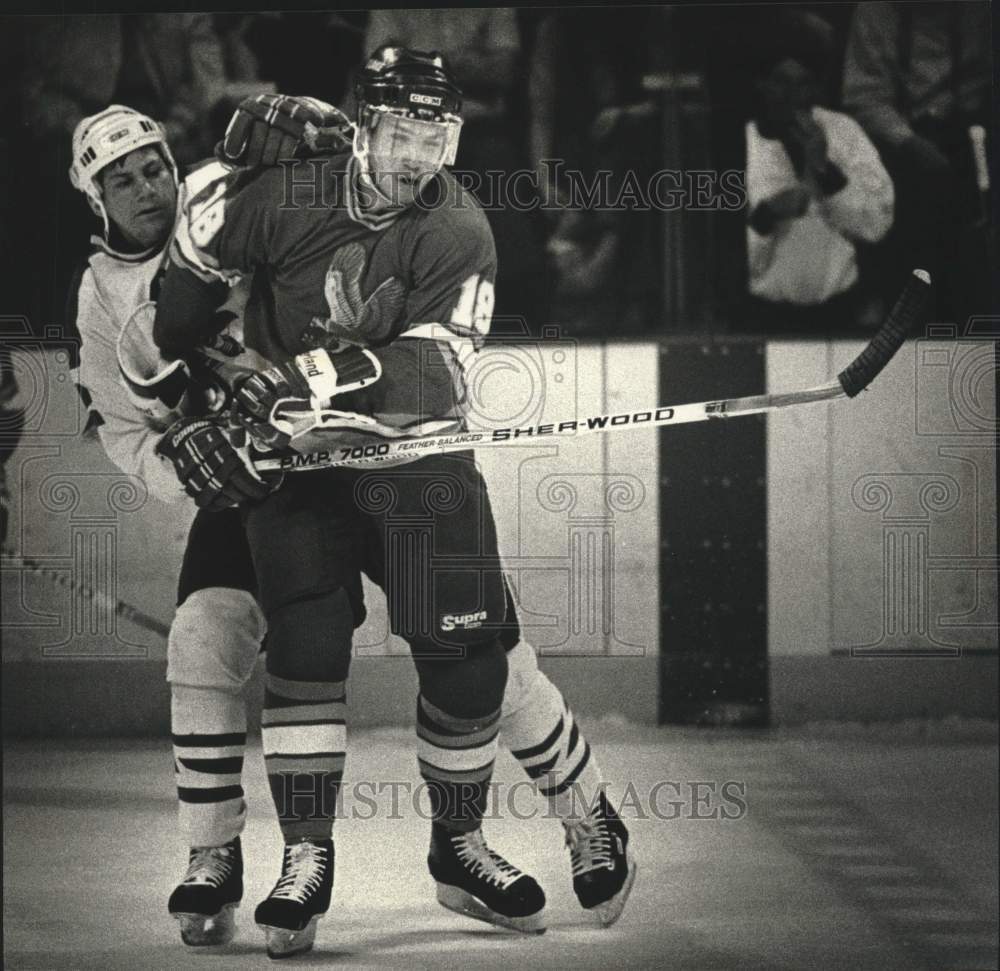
[172,685,247,848]
[500,641,604,822]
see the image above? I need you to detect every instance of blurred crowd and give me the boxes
[1,4,993,345]
[708,2,993,333]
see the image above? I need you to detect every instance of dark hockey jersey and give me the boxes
[159,154,497,444]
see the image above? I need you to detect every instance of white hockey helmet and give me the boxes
[69,105,178,237]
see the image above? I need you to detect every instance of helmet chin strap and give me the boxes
[94,199,111,241]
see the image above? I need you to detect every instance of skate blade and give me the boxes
[590,852,638,927]
[258,916,321,959]
[173,903,238,946]
[435,882,546,935]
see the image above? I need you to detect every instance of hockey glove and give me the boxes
[156,417,281,511]
[117,302,237,420]
[217,94,353,168]
[232,345,381,449]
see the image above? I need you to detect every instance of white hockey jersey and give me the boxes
[74,231,257,503]
[74,236,187,503]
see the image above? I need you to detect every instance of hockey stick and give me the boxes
[254,269,931,474]
[1,544,171,638]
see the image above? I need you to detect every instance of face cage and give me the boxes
[360,106,462,169]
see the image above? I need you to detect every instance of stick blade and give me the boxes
[837,269,931,397]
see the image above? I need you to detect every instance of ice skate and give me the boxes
[564,791,637,926]
[428,823,546,934]
[168,837,243,946]
[254,838,333,959]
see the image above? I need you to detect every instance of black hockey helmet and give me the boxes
[355,46,463,122]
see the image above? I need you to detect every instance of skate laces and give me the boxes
[182,844,234,887]
[564,811,614,877]
[451,830,522,890]
[270,841,329,904]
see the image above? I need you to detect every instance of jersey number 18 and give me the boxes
[451,274,495,340]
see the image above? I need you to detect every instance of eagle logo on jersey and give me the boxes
[300,242,406,350]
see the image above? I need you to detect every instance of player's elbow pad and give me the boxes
[118,302,191,419]
[153,270,229,358]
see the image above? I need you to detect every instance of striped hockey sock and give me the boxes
[172,685,247,848]
[261,674,347,841]
[501,644,604,821]
[416,695,500,832]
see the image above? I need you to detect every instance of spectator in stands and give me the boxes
[744,11,893,332]
[232,12,368,109]
[529,7,659,334]
[21,14,230,164]
[842,1,992,323]
[363,9,548,333]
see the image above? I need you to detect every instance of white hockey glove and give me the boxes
[217,94,353,168]
[232,344,381,450]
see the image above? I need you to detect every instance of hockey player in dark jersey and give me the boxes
[153,49,635,955]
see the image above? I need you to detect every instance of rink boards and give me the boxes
[1,331,996,732]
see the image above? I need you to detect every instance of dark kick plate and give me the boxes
[657,340,768,727]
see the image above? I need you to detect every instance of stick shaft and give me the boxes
[2,547,170,637]
[255,382,846,472]
[254,269,929,474]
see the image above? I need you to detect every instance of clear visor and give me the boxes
[367,108,462,169]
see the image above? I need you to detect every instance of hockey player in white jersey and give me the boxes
[69,105,269,948]
[70,96,635,954]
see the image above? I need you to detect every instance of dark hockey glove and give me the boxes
[232,345,381,449]
[217,94,353,168]
[155,417,281,511]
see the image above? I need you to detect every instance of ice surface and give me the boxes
[3,725,997,970]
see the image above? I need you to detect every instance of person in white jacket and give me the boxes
[744,12,894,329]
[71,99,635,955]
